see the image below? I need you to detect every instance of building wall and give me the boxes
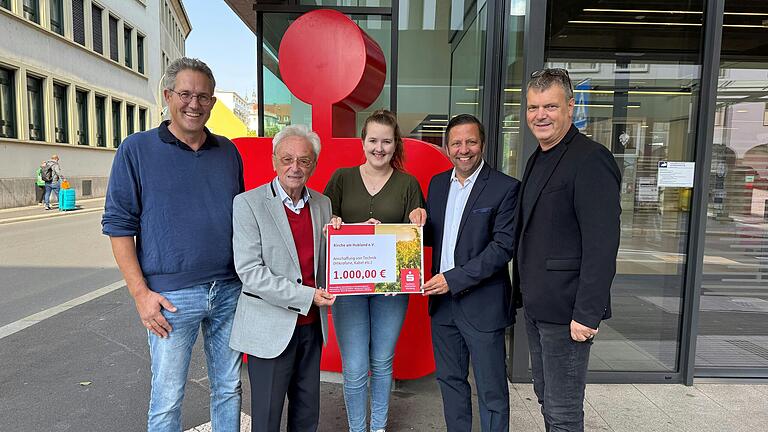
[0,0,190,209]
[214,90,248,125]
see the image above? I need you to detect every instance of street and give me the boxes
[0,211,121,327]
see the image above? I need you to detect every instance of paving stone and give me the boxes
[694,383,768,413]
[586,385,678,432]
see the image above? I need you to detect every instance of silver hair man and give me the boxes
[272,124,322,157]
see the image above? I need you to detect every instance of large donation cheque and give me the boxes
[326,224,423,295]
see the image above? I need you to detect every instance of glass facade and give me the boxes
[499,0,526,177]
[244,0,768,382]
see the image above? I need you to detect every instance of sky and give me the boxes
[184,0,256,99]
[183,0,291,104]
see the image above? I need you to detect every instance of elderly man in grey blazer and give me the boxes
[229,124,335,432]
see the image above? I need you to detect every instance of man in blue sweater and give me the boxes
[102,57,244,432]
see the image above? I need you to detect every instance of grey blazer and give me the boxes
[229,181,332,359]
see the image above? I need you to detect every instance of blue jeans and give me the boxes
[43,181,60,206]
[332,294,409,432]
[147,278,243,432]
[525,312,592,432]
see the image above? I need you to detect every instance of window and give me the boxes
[109,15,119,62]
[111,100,121,147]
[72,0,85,45]
[126,104,135,136]
[75,89,88,145]
[26,75,45,141]
[137,35,145,74]
[95,95,106,147]
[0,67,16,139]
[53,83,68,143]
[91,4,103,54]
[124,25,133,68]
[139,107,147,131]
[23,0,39,24]
[1,0,10,11]
[49,0,64,35]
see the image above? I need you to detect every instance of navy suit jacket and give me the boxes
[423,163,520,332]
[513,125,621,329]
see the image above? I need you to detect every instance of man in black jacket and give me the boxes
[515,68,621,432]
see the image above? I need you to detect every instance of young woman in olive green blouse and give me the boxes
[324,110,424,432]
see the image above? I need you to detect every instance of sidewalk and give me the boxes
[0,196,106,224]
[1,285,766,431]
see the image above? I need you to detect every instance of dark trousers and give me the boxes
[525,312,592,432]
[35,184,45,203]
[247,322,322,432]
[431,306,509,432]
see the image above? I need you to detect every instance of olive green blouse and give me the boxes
[323,167,425,224]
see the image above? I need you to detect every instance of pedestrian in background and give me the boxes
[325,110,424,432]
[102,57,244,432]
[34,160,46,205]
[41,155,63,210]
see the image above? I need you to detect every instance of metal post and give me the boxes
[679,0,724,386]
[510,0,547,382]
[256,10,265,137]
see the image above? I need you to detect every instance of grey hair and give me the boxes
[164,57,216,92]
[272,124,322,157]
[527,71,574,100]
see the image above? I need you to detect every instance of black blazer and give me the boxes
[513,125,621,329]
[424,163,520,332]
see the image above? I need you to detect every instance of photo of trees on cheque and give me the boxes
[374,225,422,293]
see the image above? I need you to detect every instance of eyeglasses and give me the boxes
[275,155,315,169]
[169,90,214,107]
[530,68,573,88]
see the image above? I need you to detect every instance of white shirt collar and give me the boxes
[450,159,485,186]
[273,177,310,213]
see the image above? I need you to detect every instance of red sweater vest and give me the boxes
[284,205,319,325]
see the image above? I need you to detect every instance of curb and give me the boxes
[0,206,104,225]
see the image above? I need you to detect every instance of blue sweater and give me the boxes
[102,121,244,292]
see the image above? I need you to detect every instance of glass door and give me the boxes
[512,1,707,379]
[696,1,768,377]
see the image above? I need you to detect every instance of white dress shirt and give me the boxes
[439,160,484,274]
[273,177,310,214]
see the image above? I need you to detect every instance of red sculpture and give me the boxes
[233,9,452,379]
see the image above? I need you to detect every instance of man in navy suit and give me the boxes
[410,114,519,432]
[515,68,621,432]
